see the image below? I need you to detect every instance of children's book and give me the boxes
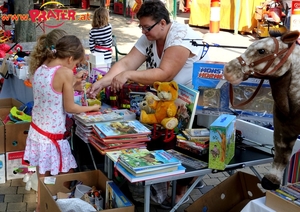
[118,159,179,176]
[74,111,123,126]
[175,84,199,132]
[94,120,151,138]
[118,149,181,172]
[129,91,147,118]
[88,136,147,155]
[115,162,185,183]
[92,127,150,144]
[176,139,209,156]
[105,148,148,163]
[166,149,208,169]
[105,181,133,209]
[89,135,147,149]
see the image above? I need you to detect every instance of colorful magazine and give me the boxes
[175,83,199,132]
[119,149,181,171]
[115,162,185,183]
[94,120,151,138]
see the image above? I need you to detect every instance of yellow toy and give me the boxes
[140,81,178,130]
[138,92,159,114]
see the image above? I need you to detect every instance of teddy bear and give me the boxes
[138,92,159,114]
[140,81,178,130]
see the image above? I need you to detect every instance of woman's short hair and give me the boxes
[137,0,171,24]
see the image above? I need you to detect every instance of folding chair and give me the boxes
[112,35,127,62]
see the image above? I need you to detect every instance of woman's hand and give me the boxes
[87,80,103,99]
[111,71,129,92]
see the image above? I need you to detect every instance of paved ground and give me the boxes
[0,7,273,212]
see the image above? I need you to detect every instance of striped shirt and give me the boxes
[89,24,113,62]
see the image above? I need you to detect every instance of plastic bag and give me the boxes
[128,181,168,204]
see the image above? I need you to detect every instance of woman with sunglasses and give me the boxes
[88,0,209,97]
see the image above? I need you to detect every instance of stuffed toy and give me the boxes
[140,81,178,130]
[139,92,159,114]
[224,30,300,190]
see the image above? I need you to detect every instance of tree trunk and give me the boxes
[14,0,36,42]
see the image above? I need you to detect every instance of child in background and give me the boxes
[89,7,113,64]
[24,34,100,212]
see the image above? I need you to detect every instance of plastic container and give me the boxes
[74,185,92,198]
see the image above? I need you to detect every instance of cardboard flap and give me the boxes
[40,170,107,195]
[185,172,265,212]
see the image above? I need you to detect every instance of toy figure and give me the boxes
[224,30,300,190]
[140,81,178,130]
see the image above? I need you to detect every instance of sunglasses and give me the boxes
[139,20,160,32]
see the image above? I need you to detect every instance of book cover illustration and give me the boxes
[175,84,199,132]
[74,111,123,124]
[129,91,147,118]
[105,148,148,163]
[105,181,133,209]
[119,149,181,171]
[115,162,185,183]
[118,159,179,176]
[92,127,150,144]
[94,120,151,138]
[166,149,208,169]
[176,139,209,156]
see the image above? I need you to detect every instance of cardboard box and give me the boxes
[209,114,236,170]
[185,171,265,212]
[89,53,105,65]
[0,120,4,153]
[0,153,5,183]
[266,190,300,212]
[6,151,29,180]
[40,170,135,212]
[0,98,30,152]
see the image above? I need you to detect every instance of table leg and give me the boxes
[250,166,262,181]
[107,158,113,179]
[144,184,151,212]
[104,155,108,173]
[171,180,177,206]
[86,143,97,170]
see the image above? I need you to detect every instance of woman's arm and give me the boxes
[87,46,146,97]
[110,45,190,91]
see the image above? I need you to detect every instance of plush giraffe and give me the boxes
[224,30,300,190]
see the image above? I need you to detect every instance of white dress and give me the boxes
[24,65,77,175]
[134,21,210,88]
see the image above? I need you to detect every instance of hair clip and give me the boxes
[50,45,56,53]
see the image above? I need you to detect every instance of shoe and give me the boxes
[160,196,190,210]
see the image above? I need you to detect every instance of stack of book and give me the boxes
[89,120,152,154]
[176,128,210,155]
[115,149,185,182]
[73,111,123,143]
